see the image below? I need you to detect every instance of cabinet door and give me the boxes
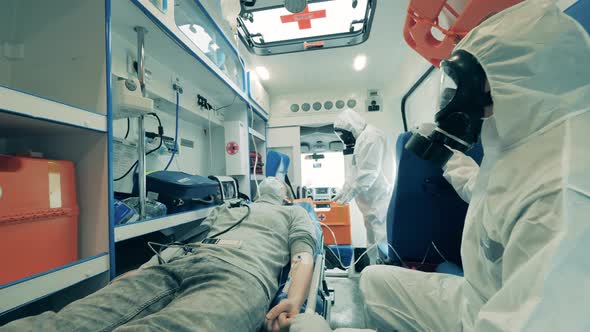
[224,120,249,176]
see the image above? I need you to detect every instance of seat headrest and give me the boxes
[266,150,291,182]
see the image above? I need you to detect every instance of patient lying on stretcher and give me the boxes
[0,178,317,332]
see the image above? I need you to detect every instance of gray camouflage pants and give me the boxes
[0,254,269,332]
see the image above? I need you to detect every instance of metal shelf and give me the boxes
[114,207,215,242]
[249,127,266,142]
[0,254,109,314]
[0,85,107,133]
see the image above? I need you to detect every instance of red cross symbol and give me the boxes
[318,213,327,222]
[280,6,326,30]
[226,141,239,155]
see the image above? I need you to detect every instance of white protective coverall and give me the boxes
[442,150,479,203]
[358,1,590,331]
[333,109,392,253]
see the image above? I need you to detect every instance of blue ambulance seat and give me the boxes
[383,132,483,272]
[266,150,290,182]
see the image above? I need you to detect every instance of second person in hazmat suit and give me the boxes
[333,109,392,262]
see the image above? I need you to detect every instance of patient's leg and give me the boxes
[0,263,183,332]
[115,255,269,332]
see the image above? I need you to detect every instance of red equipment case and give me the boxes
[0,155,79,285]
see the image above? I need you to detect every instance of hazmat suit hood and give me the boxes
[455,0,590,149]
[334,109,367,139]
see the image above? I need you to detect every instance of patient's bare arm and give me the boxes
[265,252,314,332]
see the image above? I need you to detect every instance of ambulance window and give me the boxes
[301,152,345,189]
[238,0,376,55]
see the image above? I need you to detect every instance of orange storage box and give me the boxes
[313,201,351,245]
[0,155,79,285]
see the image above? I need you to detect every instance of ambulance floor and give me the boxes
[327,275,368,329]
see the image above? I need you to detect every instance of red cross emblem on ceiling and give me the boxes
[318,213,327,222]
[280,6,327,30]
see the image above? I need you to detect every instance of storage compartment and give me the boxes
[224,120,249,176]
[248,109,267,198]
[0,156,79,284]
[248,72,270,112]
[0,112,109,285]
[111,108,226,195]
[314,201,352,245]
[250,151,264,175]
[0,0,106,114]
[174,0,245,90]
[111,0,232,200]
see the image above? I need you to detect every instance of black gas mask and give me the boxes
[335,128,356,155]
[405,50,492,167]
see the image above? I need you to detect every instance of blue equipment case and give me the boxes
[146,171,220,213]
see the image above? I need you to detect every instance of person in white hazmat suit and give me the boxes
[333,109,392,262]
[292,0,590,331]
[443,150,479,204]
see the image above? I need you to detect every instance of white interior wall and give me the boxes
[382,50,438,127]
[8,0,106,114]
[405,69,440,129]
[0,0,17,86]
[0,58,10,86]
[267,126,301,185]
[211,126,228,176]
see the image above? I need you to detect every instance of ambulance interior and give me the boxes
[0,0,588,330]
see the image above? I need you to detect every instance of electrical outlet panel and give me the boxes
[171,73,183,93]
[162,135,179,155]
[197,94,213,110]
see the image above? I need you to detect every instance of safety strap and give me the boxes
[285,174,297,199]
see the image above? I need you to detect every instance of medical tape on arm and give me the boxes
[283,253,312,293]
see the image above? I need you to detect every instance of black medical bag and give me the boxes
[146,171,220,213]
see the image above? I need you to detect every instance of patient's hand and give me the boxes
[265,298,299,332]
